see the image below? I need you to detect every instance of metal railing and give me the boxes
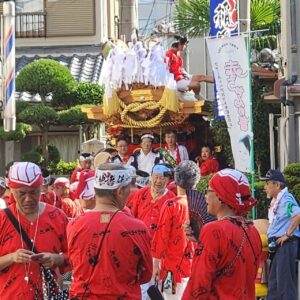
[15,12,46,38]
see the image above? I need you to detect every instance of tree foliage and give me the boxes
[18,105,58,128]
[57,105,89,126]
[173,0,210,37]
[52,82,104,108]
[16,59,76,104]
[0,123,32,141]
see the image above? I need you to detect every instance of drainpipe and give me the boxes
[280,0,298,106]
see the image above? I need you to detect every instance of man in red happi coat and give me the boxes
[130,164,175,239]
[0,162,69,299]
[183,169,262,300]
[67,163,152,299]
[152,160,200,299]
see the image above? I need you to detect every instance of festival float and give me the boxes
[81,38,212,156]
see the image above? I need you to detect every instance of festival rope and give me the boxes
[118,98,169,128]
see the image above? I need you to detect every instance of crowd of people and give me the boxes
[0,131,300,300]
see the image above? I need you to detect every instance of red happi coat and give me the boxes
[182,218,262,300]
[0,204,69,300]
[152,196,194,284]
[67,210,152,299]
[130,186,176,239]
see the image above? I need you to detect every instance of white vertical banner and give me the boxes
[206,36,251,172]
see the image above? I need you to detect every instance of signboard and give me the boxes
[207,36,251,172]
[210,0,238,119]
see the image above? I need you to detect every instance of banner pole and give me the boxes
[246,33,256,220]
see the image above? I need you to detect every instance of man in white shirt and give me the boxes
[163,129,189,166]
[128,134,163,174]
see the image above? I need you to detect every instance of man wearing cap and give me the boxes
[0,162,69,299]
[182,168,262,300]
[53,177,83,218]
[70,152,93,183]
[67,163,152,299]
[128,134,163,175]
[152,161,200,299]
[165,37,214,99]
[262,169,300,300]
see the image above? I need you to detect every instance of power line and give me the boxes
[141,0,156,35]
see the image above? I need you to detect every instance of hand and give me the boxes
[152,259,160,281]
[183,222,198,242]
[276,234,289,246]
[36,253,64,268]
[11,249,33,264]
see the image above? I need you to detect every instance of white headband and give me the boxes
[136,176,150,188]
[141,134,154,141]
[79,155,93,161]
[95,169,131,189]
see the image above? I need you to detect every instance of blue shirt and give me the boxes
[268,188,300,238]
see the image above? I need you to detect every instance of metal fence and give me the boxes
[15,12,46,38]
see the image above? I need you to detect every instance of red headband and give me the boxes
[209,169,257,214]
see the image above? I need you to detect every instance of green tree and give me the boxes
[174,0,280,40]
[52,82,104,108]
[16,59,76,164]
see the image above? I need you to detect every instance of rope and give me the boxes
[111,121,180,129]
[118,99,169,128]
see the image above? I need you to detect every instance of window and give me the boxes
[15,0,46,38]
[16,0,44,13]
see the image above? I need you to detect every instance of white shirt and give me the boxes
[166,144,189,162]
[0,198,6,209]
[128,151,161,174]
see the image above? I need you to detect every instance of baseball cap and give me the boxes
[261,169,285,183]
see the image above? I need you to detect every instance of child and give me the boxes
[196,144,219,176]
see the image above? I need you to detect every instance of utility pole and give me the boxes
[119,0,138,42]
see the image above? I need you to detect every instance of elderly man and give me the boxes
[128,134,163,174]
[130,164,175,239]
[183,168,262,300]
[0,162,69,299]
[152,160,200,299]
[67,163,152,299]
[262,169,300,300]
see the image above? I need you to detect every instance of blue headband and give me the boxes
[152,164,171,175]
